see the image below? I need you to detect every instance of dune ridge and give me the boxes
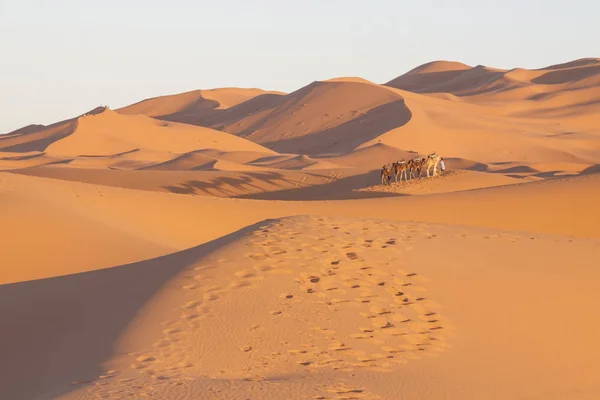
[45,108,276,157]
[117,88,286,124]
[5,57,600,167]
[109,58,600,164]
[385,57,600,94]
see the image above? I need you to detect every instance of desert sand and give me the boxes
[1,58,600,400]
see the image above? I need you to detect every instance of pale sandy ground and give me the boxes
[1,58,600,400]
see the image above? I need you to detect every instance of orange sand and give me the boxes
[1,58,600,400]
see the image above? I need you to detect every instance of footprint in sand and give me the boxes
[136,356,156,363]
[234,270,256,278]
[151,216,450,383]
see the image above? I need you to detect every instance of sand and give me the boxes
[1,57,600,400]
[116,88,286,127]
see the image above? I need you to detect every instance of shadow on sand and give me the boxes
[0,220,279,400]
[162,171,300,196]
[235,170,405,201]
[262,100,412,155]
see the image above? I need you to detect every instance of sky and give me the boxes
[0,0,597,133]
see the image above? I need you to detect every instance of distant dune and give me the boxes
[44,107,276,157]
[324,143,417,168]
[385,60,472,92]
[117,88,286,126]
[0,120,78,153]
[194,80,412,155]
[252,154,345,170]
[100,58,600,164]
[385,57,600,94]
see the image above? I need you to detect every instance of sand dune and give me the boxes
[1,106,280,174]
[144,153,215,171]
[125,80,412,156]
[0,119,78,153]
[0,151,69,170]
[215,80,411,155]
[5,124,47,136]
[362,87,600,164]
[117,88,285,125]
[324,76,379,84]
[140,152,345,172]
[2,169,599,276]
[357,169,532,195]
[42,216,597,400]
[9,165,337,198]
[382,60,600,153]
[107,59,600,166]
[324,143,417,168]
[0,173,173,285]
[254,154,345,170]
[45,108,276,157]
[385,57,600,95]
[3,170,599,279]
[145,156,272,173]
[1,172,599,399]
[2,57,600,400]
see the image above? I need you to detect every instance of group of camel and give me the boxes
[381,153,444,185]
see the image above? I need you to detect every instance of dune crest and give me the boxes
[117,87,284,116]
[385,58,600,100]
[198,80,412,155]
[44,108,276,157]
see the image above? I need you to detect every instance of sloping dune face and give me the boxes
[116,81,412,156]
[326,143,417,168]
[197,80,412,155]
[386,62,516,96]
[0,120,78,153]
[108,58,600,166]
[0,107,113,154]
[1,167,600,399]
[364,58,600,165]
[0,174,173,285]
[384,58,600,128]
[1,174,599,400]
[44,108,277,157]
[358,87,600,164]
[385,57,600,99]
[385,61,473,93]
[116,88,285,126]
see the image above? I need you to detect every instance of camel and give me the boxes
[425,152,442,178]
[380,153,444,185]
[410,157,427,179]
[392,160,410,182]
[405,159,416,179]
[381,164,393,185]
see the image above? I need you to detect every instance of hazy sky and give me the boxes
[1,0,597,133]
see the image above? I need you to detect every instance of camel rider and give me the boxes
[439,158,446,173]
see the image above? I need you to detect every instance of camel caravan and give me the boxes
[381,152,445,185]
